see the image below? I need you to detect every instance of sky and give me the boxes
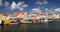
[0,0,60,14]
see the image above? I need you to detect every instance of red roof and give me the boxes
[38,14,46,16]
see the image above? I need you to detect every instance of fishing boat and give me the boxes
[21,17,33,23]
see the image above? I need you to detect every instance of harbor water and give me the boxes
[0,20,60,32]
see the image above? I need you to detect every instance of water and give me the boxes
[0,21,60,32]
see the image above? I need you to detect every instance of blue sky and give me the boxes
[0,0,60,14]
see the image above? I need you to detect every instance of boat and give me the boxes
[21,17,33,23]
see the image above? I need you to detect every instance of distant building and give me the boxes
[37,14,47,18]
[53,13,59,19]
[15,12,28,18]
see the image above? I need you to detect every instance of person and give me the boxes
[1,20,4,25]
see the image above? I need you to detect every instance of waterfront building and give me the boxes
[53,13,59,19]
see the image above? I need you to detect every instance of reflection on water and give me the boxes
[0,21,60,32]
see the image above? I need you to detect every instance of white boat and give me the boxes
[44,18,48,23]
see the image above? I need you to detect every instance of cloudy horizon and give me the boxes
[0,0,60,14]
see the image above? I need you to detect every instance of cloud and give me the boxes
[45,8,49,13]
[31,8,41,14]
[0,0,2,6]
[55,8,60,12]
[10,1,16,10]
[36,1,43,5]
[45,8,54,14]
[36,0,48,5]
[43,1,48,4]
[45,8,48,10]
[4,1,10,7]
[16,1,24,7]
[10,1,28,11]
